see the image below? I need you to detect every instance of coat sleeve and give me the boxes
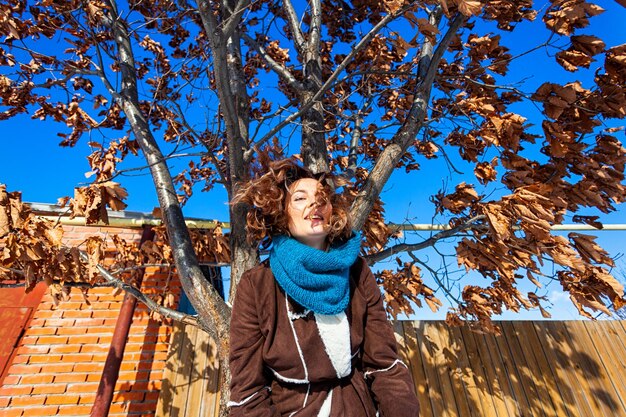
[228,271,279,417]
[359,259,421,417]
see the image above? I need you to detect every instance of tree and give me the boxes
[1,0,626,414]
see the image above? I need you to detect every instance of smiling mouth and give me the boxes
[306,214,325,221]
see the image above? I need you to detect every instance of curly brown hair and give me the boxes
[233,158,352,246]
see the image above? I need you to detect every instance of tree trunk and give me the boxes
[197,3,257,414]
[102,0,232,348]
[300,0,329,175]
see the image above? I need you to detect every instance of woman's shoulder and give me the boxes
[241,260,275,286]
[350,256,370,281]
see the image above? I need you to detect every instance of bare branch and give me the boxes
[346,93,374,179]
[222,0,252,39]
[77,251,199,326]
[244,2,416,162]
[169,100,228,185]
[242,33,304,90]
[282,0,306,55]
[365,215,486,264]
[308,0,322,54]
[408,252,462,305]
[350,11,467,230]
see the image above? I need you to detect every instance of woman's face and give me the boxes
[286,178,332,250]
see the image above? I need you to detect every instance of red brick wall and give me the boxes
[0,225,181,417]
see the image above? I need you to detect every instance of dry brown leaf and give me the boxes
[457,0,483,16]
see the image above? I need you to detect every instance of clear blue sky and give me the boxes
[0,1,624,320]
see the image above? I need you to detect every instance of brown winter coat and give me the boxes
[228,257,420,416]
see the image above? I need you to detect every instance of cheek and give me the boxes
[286,206,301,226]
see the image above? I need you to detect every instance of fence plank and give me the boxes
[547,321,601,416]
[156,321,186,417]
[458,326,508,417]
[170,322,199,417]
[415,321,449,417]
[565,321,622,416]
[186,327,213,416]
[433,322,471,417]
[448,325,486,417]
[403,321,433,417]
[505,322,554,416]
[514,321,574,417]
[580,321,626,413]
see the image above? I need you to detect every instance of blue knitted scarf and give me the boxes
[269,232,362,315]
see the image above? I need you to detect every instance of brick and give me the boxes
[152,352,168,361]
[17,336,38,345]
[137,361,156,371]
[62,310,93,319]
[98,295,125,302]
[78,394,96,404]
[11,406,60,416]
[97,336,113,344]
[127,334,157,344]
[85,327,115,335]
[37,335,69,345]
[45,394,80,405]
[85,373,102,382]
[57,405,93,415]
[144,391,160,402]
[91,310,120,319]
[73,363,103,373]
[67,335,99,344]
[7,364,42,374]
[10,355,28,364]
[55,302,84,309]
[61,354,93,362]
[1,375,20,385]
[54,374,87,383]
[107,403,129,413]
[16,345,49,355]
[73,318,104,327]
[42,363,75,373]
[0,407,21,417]
[28,354,63,364]
[0,397,11,410]
[56,327,88,335]
[122,352,140,361]
[113,391,145,402]
[120,362,138,371]
[27,318,47,327]
[31,384,67,395]
[154,342,171,352]
[127,401,158,412]
[0,385,32,397]
[89,302,112,310]
[48,345,81,354]
[117,370,149,382]
[34,310,63,319]
[27,327,57,336]
[9,395,46,406]
[119,380,149,391]
[65,382,99,393]
[45,318,75,326]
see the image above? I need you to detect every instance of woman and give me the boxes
[228,159,420,416]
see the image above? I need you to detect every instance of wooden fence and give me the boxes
[155,320,626,417]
